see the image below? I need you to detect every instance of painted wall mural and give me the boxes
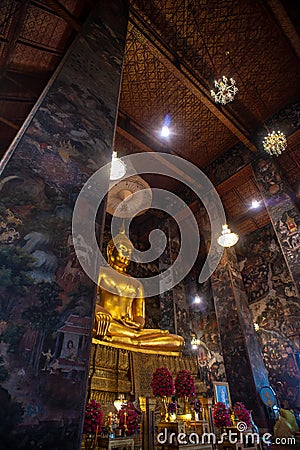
[0,2,128,448]
[187,274,226,397]
[210,250,269,427]
[252,154,300,295]
[237,224,300,409]
[205,141,252,185]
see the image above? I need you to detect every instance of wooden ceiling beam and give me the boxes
[265,0,300,59]
[0,0,29,74]
[17,38,64,56]
[42,0,81,32]
[0,95,36,103]
[0,117,19,130]
[129,8,258,153]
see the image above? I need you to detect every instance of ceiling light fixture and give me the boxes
[262,130,287,156]
[210,76,238,105]
[223,51,287,156]
[251,199,261,209]
[194,295,201,304]
[217,224,239,248]
[161,125,170,137]
[161,113,171,138]
[189,9,238,107]
[110,151,126,180]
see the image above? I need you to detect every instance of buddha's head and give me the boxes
[107,230,133,272]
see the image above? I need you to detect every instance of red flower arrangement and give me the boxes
[151,367,174,397]
[212,402,231,428]
[175,370,196,398]
[84,399,103,434]
[233,402,251,428]
[117,402,139,435]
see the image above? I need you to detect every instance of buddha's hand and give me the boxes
[134,315,145,329]
[120,315,145,329]
[95,310,112,338]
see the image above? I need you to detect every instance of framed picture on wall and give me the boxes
[213,382,231,408]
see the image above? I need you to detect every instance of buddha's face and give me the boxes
[108,242,132,270]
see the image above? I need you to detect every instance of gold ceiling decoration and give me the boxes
[262,130,287,156]
[210,76,238,105]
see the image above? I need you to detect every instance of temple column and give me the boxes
[159,220,176,334]
[252,154,300,296]
[210,247,270,429]
[0,2,128,449]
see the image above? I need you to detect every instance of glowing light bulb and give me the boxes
[194,295,201,304]
[161,113,171,138]
[161,125,170,137]
[251,200,260,209]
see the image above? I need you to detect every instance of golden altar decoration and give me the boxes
[87,229,215,450]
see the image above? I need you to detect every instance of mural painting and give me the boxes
[237,224,300,409]
[210,249,270,426]
[252,155,300,294]
[188,275,226,397]
[0,3,128,448]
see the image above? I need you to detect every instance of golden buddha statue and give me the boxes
[93,230,184,354]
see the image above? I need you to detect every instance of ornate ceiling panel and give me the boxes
[10,43,60,72]
[120,22,238,167]
[131,0,300,131]
[21,5,72,52]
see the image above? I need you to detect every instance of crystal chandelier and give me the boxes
[262,131,287,156]
[217,224,239,248]
[210,76,238,105]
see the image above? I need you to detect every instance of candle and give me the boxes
[124,412,127,426]
[95,424,99,444]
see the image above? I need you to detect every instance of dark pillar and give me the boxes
[159,220,176,334]
[142,397,156,450]
[252,154,300,296]
[0,1,128,449]
[211,247,270,429]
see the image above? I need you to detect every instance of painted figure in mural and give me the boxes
[93,230,184,352]
[66,340,76,360]
[41,348,53,371]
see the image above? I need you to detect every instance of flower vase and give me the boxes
[160,396,168,421]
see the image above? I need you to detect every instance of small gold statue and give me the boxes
[93,230,184,354]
